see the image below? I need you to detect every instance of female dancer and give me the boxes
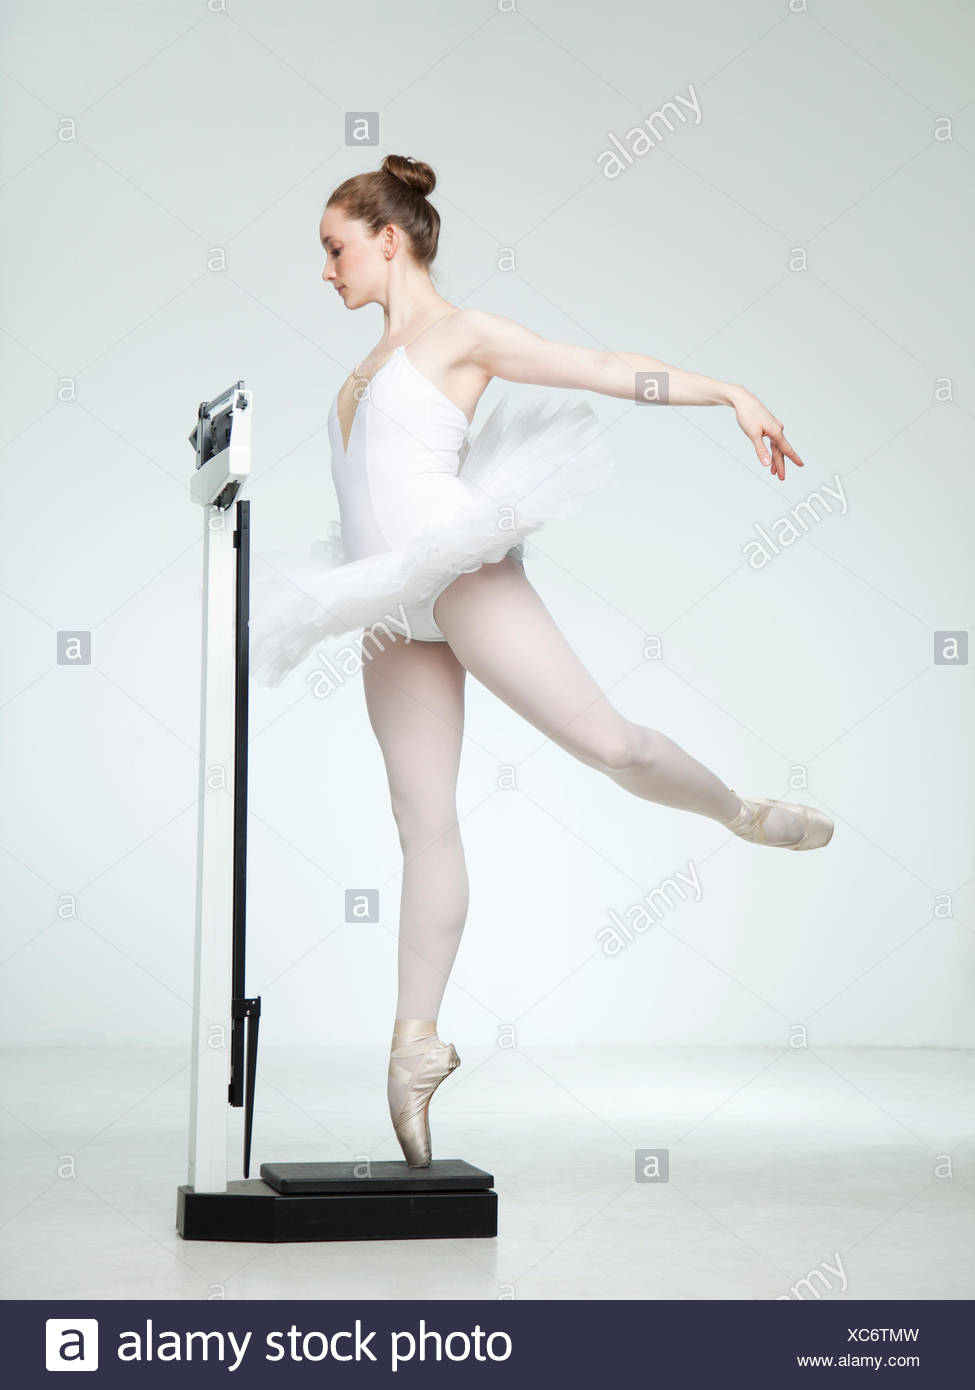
[250,154,833,1168]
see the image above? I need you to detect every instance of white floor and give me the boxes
[2,1045,973,1300]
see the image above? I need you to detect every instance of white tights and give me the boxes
[363,555,802,1030]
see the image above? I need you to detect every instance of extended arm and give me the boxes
[463,309,804,481]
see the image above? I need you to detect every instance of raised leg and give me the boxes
[433,556,807,842]
[432,557,745,819]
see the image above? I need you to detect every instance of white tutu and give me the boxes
[248,393,618,687]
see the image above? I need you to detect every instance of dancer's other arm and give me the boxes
[463,308,804,481]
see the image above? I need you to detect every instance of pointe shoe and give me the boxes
[723,791,834,850]
[388,1022,461,1168]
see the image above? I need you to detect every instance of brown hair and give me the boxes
[325,155,441,267]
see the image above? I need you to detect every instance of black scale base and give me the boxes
[177,1159,497,1242]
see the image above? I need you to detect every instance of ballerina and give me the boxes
[249,153,833,1168]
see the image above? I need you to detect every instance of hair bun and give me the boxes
[381,154,436,198]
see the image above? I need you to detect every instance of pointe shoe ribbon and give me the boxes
[388,1020,461,1168]
[723,791,834,851]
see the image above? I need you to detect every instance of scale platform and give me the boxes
[177,1159,497,1242]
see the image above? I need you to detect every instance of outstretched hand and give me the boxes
[733,389,805,481]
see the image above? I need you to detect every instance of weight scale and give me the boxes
[176,379,497,1242]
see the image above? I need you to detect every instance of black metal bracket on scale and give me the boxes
[176,379,497,1242]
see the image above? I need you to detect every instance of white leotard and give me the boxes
[328,314,518,640]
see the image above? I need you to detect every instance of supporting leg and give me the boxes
[362,636,470,1019]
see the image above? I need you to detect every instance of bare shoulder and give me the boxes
[449,308,535,382]
[451,307,513,358]
[438,308,501,392]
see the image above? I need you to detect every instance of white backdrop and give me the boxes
[2,0,972,1053]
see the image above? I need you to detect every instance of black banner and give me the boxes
[9,1298,967,1385]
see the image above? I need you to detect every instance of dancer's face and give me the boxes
[320,208,389,309]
